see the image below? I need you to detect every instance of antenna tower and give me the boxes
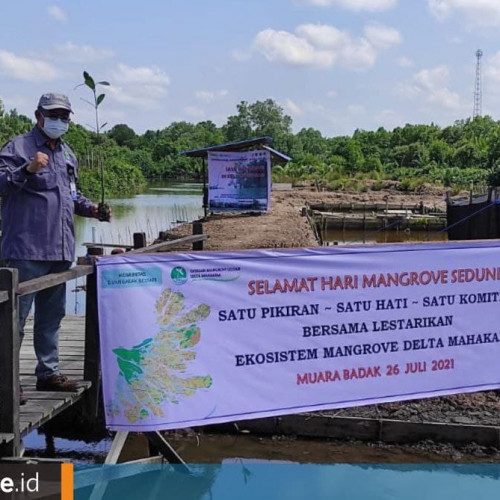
[473,49,483,119]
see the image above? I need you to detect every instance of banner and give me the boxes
[207,150,270,212]
[96,241,500,431]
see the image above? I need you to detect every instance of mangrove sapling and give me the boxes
[76,70,111,221]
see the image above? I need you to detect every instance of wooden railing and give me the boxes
[0,268,20,456]
[0,227,208,457]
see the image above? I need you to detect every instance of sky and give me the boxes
[1,0,500,138]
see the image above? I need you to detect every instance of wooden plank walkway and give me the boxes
[0,316,90,445]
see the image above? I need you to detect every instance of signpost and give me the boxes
[207,150,271,213]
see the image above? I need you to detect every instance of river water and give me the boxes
[323,227,447,246]
[68,181,205,314]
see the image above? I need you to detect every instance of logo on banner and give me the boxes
[171,266,188,285]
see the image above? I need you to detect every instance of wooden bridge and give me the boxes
[7,317,90,450]
[0,230,207,459]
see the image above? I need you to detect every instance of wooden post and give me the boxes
[202,157,208,218]
[133,232,147,250]
[145,432,190,473]
[83,270,101,420]
[87,247,104,257]
[0,268,21,457]
[192,221,204,251]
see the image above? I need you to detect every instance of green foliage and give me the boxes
[223,99,292,151]
[3,95,500,195]
[78,153,146,199]
[108,124,138,148]
[0,99,33,145]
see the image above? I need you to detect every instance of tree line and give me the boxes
[1,97,499,198]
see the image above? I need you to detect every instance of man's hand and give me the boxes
[27,152,49,173]
[91,202,112,222]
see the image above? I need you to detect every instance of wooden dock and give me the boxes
[13,316,90,443]
[0,264,97,458]
[306,201,447,230]
[313,210,447,231]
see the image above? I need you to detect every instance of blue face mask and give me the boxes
[42,117,69,139]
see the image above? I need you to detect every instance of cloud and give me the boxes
[113,63,171,87]
[398,56,414,68]
[426,87,461,108]
[53,42,114,63]
[47,5,67,23]
[326,89,338,97]
[283,99,329,119]
[231,49,252,62]
[284,98,303,116]
[253,23,401,70]
[414,65,450,90]
[0,50,60,82]
[395,82,421,98]
[303,102,327,114]
[427,0,500,26]
[397,65,461,109]
[252,29,334,68]
[195,90,228,102]
[184,106,206,119]
[106,63,171,109]
[484,52,500,82]
[295,24,347,48]
[483,52,500,99]
[363,23,402,50]
[294,0,397,11]
[376,109,401,130]
[347,104,365,115]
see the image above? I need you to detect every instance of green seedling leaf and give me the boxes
[98,81,111,86]
[83,71,96,90]
[97,93,106,106]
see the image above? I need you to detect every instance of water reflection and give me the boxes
[68,181,204,314]
[323,228,448,246]
[71,462,500,500]
[74,181,204,257]
[24,430,111,464]
[24,428,500,498]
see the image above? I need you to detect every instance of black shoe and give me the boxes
[36,374,80,392]
[20,386,27,406]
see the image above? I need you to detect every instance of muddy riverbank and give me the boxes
[172,184,449,251]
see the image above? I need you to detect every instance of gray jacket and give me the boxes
[0,127,94,261]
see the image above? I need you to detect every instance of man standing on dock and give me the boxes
[0,93,111,401]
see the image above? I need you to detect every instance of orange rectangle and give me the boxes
[61,463,74,500]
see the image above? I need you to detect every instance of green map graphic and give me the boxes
[107,289,212,423]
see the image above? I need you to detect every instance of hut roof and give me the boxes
[180,136,291,164]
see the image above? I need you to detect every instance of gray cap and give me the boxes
[37,93,73,112]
